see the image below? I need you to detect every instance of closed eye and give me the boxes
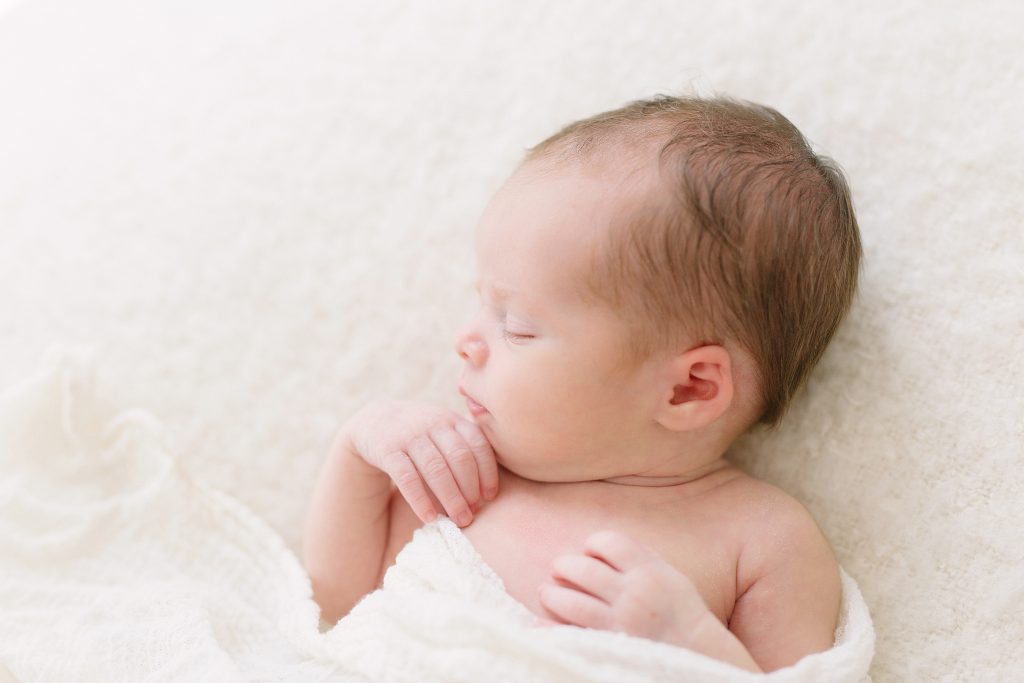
[501,328,533,343]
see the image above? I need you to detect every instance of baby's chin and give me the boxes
[482,424,602,484]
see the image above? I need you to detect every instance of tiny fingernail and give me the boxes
[484,487,498,500]
[455,511,473,526]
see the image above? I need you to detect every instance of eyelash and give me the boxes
[501,328,533,344]
[476,299,533,344]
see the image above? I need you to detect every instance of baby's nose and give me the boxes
[454,329,487,365]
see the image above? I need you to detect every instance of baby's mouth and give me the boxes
[465,395,489,417]
[459,385,489,417]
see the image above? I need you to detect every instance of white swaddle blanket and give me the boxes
[0,350,874,682]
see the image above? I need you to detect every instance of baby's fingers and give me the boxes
[407,434,474,527]
[379,450,439,524]
[454,419,500,501]
[428,426,481,513]
[551,554,623,604]
[538,583,612,631]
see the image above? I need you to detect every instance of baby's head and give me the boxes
[455,94,861,483]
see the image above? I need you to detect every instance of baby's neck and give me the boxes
[600,457,733,487]
[496,457,740,499]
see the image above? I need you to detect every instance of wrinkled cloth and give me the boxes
[0,351,874,682]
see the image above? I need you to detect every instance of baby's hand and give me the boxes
[537,530,711,649]
[341,399,499,527]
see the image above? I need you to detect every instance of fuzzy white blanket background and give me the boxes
[0,1,1020,681]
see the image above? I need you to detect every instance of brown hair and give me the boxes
[523,94,862,428]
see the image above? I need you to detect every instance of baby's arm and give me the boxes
[724,498,842,671]
[302,400,499,624]
[538,530,763,673]
[302,428,393,624]
[538,498,840,673]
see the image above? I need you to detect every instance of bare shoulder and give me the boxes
[719,472,843,672]
[724,476,839,586]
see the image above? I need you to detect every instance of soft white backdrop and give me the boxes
[1,1,1021,681]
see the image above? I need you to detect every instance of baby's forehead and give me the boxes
[484,158,655,241]
[477,162,657,299]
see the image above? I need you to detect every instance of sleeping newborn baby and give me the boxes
[303,94,862,674]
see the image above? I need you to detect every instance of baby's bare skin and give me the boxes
[381,461,743,622]
[378,459,840,671]
[307,154,844,673]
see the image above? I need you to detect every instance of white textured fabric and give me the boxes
[0,1,1022,681]
[0,350,874,682]
[349,522,873,683]
[0,352,331,681]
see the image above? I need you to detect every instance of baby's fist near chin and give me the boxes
[340,399,500,527]
[538,530,711,649]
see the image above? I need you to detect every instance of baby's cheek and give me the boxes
[506,384,570,438]
[522,368,574,416]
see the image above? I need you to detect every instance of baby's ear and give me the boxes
[654,345,734,431]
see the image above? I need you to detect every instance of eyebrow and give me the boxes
[474,281,518,302]
[475,280,546,315]
[475,280,552,323]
